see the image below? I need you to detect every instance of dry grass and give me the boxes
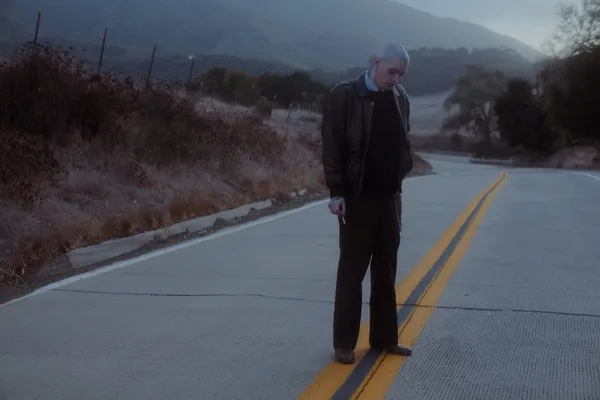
[0,43,325,287]
[0,109,326,287]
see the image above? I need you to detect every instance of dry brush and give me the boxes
[0,43,325,287]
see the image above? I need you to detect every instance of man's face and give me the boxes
[372,58,407,89]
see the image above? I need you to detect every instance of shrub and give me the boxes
[254,97,274,118]
[494,78,556,154]
[0,42,286,167]
[0,42,308,286]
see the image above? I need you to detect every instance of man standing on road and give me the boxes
[321,42,414,364]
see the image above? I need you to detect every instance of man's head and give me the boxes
[371,42,410,90]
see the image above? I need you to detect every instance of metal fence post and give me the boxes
[145,44,157,90]
[32,11,41,54]
[187,55,195,86]
[97,28,107,76]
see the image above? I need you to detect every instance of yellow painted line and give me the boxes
[297,172,506,400]
[354,172,507,399]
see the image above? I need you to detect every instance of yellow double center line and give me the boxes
[298,171,508,400]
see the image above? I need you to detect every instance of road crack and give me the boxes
[52,288,334,304]
[52,289,600,319]
[398,303,600,319]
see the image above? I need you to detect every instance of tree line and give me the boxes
[190,46,533,110]
[189,67,328,109]
[441,0,600,155]
[2,32,534,101]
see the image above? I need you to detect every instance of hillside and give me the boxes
[3,0,542,70]
[1,15,536,98]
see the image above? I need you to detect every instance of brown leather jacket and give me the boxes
[321,71,413,198]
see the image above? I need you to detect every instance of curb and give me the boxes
[66,199,273,269]
[468,157,515,166]
[2,171,436,305]
[36,190,310,279]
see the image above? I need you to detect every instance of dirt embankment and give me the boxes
[514,145,600,169]
[0,45,324,288]
[0,105,328,288]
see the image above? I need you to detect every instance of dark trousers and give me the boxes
[333,193,401,350]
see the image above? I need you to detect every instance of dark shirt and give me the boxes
[361,90,403,196]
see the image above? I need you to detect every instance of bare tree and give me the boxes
[546,0,600,56]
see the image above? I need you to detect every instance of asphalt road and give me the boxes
[2,154,600,400]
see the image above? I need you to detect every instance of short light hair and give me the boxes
[376,42,410,68]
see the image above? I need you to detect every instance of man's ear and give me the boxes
[368,55,377,68]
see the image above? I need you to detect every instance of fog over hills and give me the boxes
[2,0,542,70]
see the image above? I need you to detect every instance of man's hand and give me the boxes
[328,197,346,216]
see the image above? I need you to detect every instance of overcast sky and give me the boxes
[396,0,564,51]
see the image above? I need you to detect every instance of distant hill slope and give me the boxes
[3,0,541,70]
[0,16,32,42]
[409,90,455,134]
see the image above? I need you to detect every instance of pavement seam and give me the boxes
[51,288,336,303]
[56,288,600,320]
[104,272,333,282]
[443,281,600,294]
[396,303,600,319]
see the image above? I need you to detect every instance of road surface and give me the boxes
[2,154,600,400]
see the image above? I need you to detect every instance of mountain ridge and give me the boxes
[3,0,542,70]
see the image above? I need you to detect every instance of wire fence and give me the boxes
[21,10,323,113]
[27,11,166,88]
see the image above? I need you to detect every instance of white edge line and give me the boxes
[0,175,429,309]
[573,171,600,181]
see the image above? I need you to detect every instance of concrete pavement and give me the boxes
[2,155,600,399]
[384,163,600,400]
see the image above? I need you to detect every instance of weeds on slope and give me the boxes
[0,42,324,288]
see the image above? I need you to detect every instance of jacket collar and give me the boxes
[355,71,371,98]
[364,70,378,91]
[355,71,400,98]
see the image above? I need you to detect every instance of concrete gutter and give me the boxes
[39,190,311,278]
[66,199,274,269]
[468,157,515,167]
